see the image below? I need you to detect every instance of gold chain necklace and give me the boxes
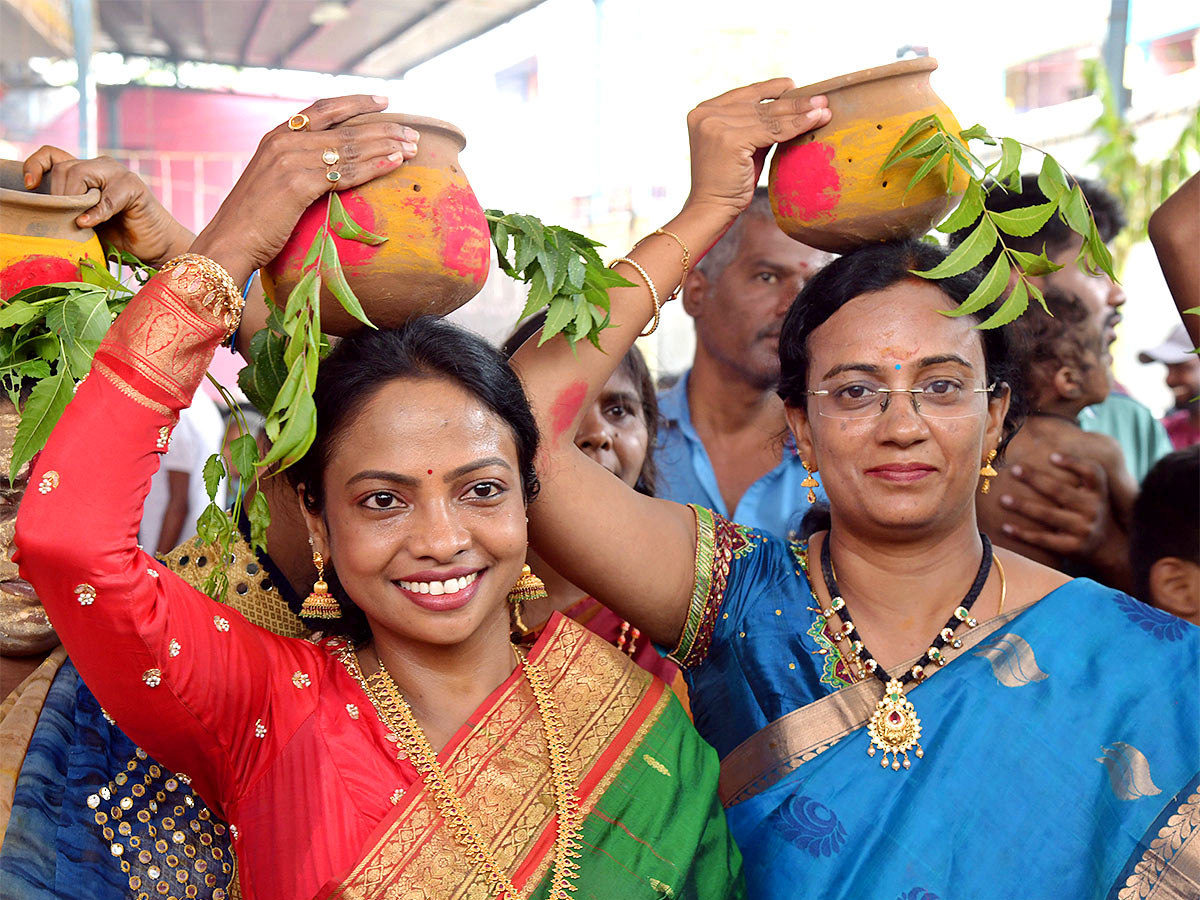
[344,645,582,899]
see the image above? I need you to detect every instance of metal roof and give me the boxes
[17,0,547,78]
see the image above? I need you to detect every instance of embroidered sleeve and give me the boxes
[669,505,763,669]
[14,268,317,817]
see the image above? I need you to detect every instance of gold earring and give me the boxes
[800,462,820,504]
[506,564,546,635]
[300,550,340,619]
[979,449,999,495]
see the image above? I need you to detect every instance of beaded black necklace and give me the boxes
[818,532,993,771]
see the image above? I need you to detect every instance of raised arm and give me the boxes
[13,96,418,812]
[1148,172,1200,347]
[511,80,829,647]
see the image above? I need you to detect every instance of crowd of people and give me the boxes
[0,81,1196,900]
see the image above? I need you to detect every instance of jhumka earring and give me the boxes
[507,564,546,635]
[800,462,820,504]
[979,449,999,495]
[300,549,340,619]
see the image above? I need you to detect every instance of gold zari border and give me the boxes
[1117,790,1200,900]
[325,617,660,900]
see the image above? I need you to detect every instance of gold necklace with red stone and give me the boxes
[818,533,993,771]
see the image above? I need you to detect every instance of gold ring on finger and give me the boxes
[326,170,341,184]
[322,148,340,165]
[287,113,311,131]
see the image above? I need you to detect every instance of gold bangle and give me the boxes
[609,257,661,337]
[635,228,691,302]
[159,253,244,339]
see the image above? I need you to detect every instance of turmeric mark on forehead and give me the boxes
[881,346,917,361]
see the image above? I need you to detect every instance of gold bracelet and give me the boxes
[609,257,661,337]
[634,228,691,302]
[159,253,244,339]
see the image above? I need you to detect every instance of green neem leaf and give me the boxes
[258,385,316,471]
[881,114,939,169]
[302,225,325,270]
[1009,249,1064,277]
[79,259,129,295]
[959,123,997,145]
[195,501,228,547]
[202,453,226,501]
[513,232,539,272]
[512,214,545,247]
[284,269,319,324]
[1037,155,1069,202]
[6,282,94,306]
[914,216,998,279]
[322,233,375,328]
[539,296,577,345]
[10,368,73,480]
[976,277,1030,329]
[1026,278,1049,314]
[945,253,1011,318]
[937,180,985,233]
[996,137,1022,185]
[238,327,289,414]
[905,147,949,194]
[1059,184,1091,237]
[537,244,559,297]
[565,251,586,293]
[328,192,386,245]
[519,267,552,320]
[229,433,259,480]
[0,301,42,328]
[491,219,510,264]
[989,201,1057,237]
[880,132,946,173]
[248,489,271,554]
[1083,226,1116,280]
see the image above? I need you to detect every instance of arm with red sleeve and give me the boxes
[13,261,322,819]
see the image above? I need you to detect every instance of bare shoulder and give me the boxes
[995,546,1071,608]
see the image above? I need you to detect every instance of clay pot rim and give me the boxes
[783,57,939,100]
[341,113,466,152]
[0,160,100,213]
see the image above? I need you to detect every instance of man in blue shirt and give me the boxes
[656,188,833,539]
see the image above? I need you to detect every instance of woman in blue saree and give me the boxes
[509,81,1199,898]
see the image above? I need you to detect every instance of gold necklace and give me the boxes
[817,533,999,771]
[344,645,582,899]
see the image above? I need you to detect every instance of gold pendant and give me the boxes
[866,678,924,771]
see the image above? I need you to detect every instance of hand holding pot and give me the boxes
[189,95,419,287]
[22,147,194,269]
[682,78,830,227]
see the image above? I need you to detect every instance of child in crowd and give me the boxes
[979,289,1138,572]
[1129,447,1200,623]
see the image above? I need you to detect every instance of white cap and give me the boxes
[1138,324,1196,366]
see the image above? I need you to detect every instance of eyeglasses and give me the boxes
[806,380,998,420]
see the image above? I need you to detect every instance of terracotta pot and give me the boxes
[262,114,491,336]
[0,160,104,300]
[768,58,969,253]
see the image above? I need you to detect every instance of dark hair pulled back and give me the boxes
[285,316,541,643]
[776,239,1027,448]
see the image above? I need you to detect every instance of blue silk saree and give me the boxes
[669,506,1200,899]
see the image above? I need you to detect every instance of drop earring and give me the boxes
[506,564,546,635]
[800,462,820,504]
[300,549,340,619]
[979,449,998,495]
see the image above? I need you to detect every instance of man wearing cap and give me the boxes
[1141,324,1200,450]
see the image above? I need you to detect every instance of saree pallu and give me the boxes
[674,507,1200,900]
[320,613,743,899]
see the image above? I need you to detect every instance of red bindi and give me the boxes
[427,469,433,475]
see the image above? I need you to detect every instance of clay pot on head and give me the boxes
[0,160,104,300]
[768,57,968,254]
[262,114,491,336]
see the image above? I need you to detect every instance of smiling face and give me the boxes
[302,376,528,649]
[574,368,650,489]
[784,280,1008,539]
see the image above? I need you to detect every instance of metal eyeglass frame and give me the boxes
[805,382,998,419]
